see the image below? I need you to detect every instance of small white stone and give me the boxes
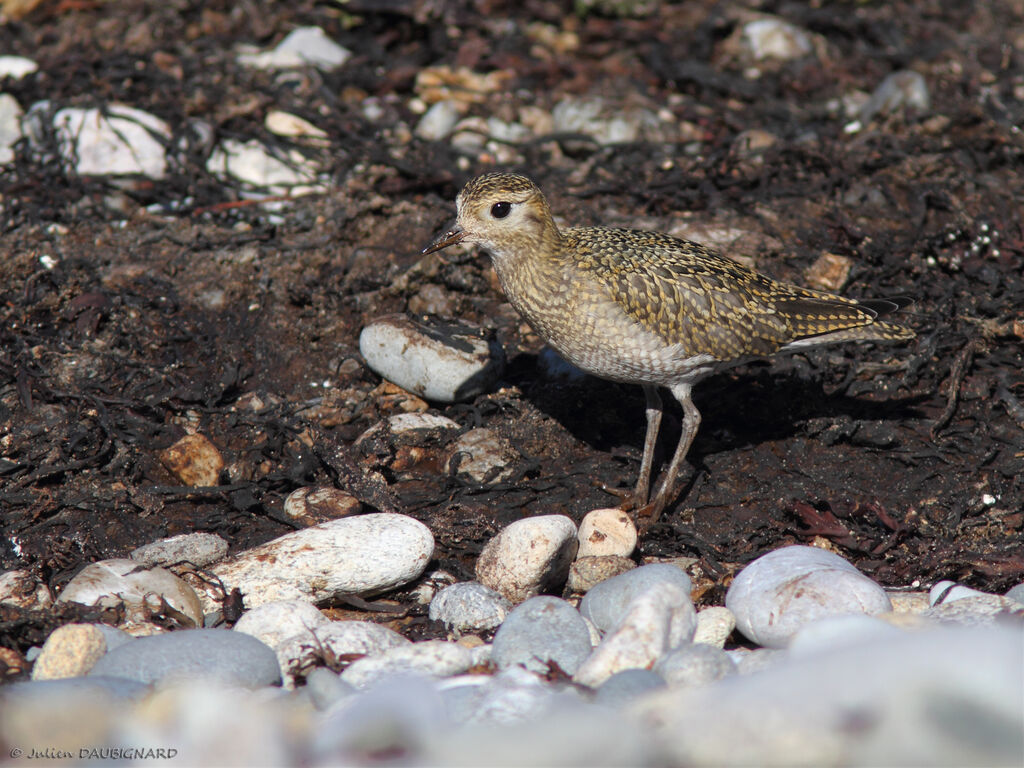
[576,508,637,558]
[282,486,360,525]
[429,582,512,632]
[388,412,461,434]
[573,582,695,688]
[447,428,518,484]
[276,620,409,684]
[693,606,736,648]
[359,315,505,404]
[0,569,52,610]
[233,599,329,652]
[51,105,171,178]
[415,99,462,140]
[0,56,38,79]
[264,110,328,141]
[130,532,228,568]
[237,27,351,71]
[726,545,892,648]
[340,640,475,688]
[206,138,325,196]
[742,18,813,61]
[859,70,930,125]
[928,580,991,606]
[0,93,23,165]
[196,514,434,613]
[475,515,578,604]
[57,559,203,628]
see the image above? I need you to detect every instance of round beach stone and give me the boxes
[283,487,361,526]
[568,555,636,593]
[447,428,518,484]
[576,508,637,558]
[788,614,903,656]
[693,606,736,648]
[654,643,736,687]
[198,514,434,612]
[928,580,991,606]
[0,569,52,610]
[1005,582,1024,605]
[88,628,281,687]
[340,640,475,688]
[725,545,892,648]
[429,582,512,632]
[476,515,578,604]
[31,624,107,680]
[579,562,692,635]
[233,599,329,651]
[305,667,356,710]
[57,559,204,628]
[276,621,410,683]
[573,582,695,688]
[130,532,228,568]
[595,668,666,707]
[359,314,505,403]
[491,596,593,675]
[923,595,1024,626]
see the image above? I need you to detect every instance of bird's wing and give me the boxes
[567,227,886,360]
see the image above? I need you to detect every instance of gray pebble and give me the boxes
[233,599,329,652]
[594,668,666,707]
[579,562,692,635]
[340,640,474,688]
[492,596,592,675]
[568,555,636,593]
[788,614,903,657]
[655,643,736,687]
[574,582,695,688]
[447,428,518,484]
[923,595,1024,627]
[130,532,229,568]
[359,314,505,404]
[429,582,512,632]
[1005,582,1024,605]
[304,667,356,711]
[88,628,281,688]
[635,624,1023,767]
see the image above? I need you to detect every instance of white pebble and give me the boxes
[475,515,578,603]
[573,582,695,688]
[196,514,434,613]
[360,315,505,404]
[576,508,637,558]
[725,545,892,648]
[58,559,203,628]
[341,640,474,688]
[692,606,736,648]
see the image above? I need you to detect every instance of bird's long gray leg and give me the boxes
[632,385,663,508]
[645,382,701,523]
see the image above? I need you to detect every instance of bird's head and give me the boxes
[422,172,560,263]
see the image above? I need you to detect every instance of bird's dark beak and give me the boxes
[422,225,466,255]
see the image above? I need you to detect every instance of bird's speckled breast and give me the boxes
[490,248,720,386]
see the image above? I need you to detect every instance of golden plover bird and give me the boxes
[423,172,914,523]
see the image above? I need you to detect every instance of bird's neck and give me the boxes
[485,218,568,323]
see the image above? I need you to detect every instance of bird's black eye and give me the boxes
[490,201,512,219]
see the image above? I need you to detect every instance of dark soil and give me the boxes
[1,1,1022,656]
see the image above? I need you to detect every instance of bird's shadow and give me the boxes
[506,349,928,478]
